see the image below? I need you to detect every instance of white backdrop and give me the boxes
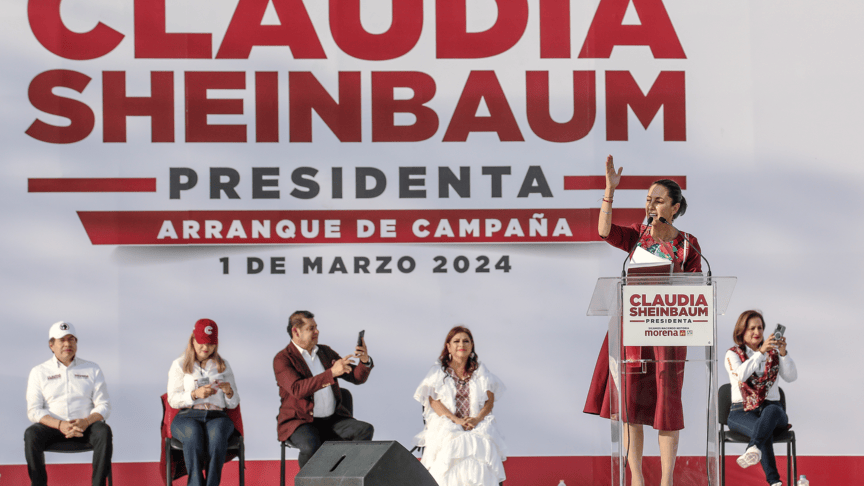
[2,0,863,466]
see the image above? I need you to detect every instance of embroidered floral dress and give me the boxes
[583,222,702,430]
[413,362,507,486]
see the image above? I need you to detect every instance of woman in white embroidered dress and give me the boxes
[413,326,507,486]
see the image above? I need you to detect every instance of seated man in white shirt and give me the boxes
[273,311,374,468]
[25,321,112,486]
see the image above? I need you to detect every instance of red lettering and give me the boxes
[539,0,570,58]
[695,294,708,306]
[330,0,422,61]
[578,0,685,59]
[630,308,638,317]
[26,70,94,144]
[217,0,325,59]
[256,72,279,142]
[289,72,362,143]
[371,72,439,142]
[185,72,247,143]
[651,294,664,306]
[436,0,529,59]
[443,71,523,142]
[135,0,211,59]
[605,71,685,141]
[630,294,641,306]
[526,71,595,143]
[102,71,174,143]
[28,0,124,60]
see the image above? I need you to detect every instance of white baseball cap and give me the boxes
[49,321,77,340]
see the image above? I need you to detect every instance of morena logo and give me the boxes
[60,323,68,330]
[205,326,213,335]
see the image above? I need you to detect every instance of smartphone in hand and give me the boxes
[357,330,365,347]
[772,324,786,339]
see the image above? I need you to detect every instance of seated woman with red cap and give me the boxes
[167,319,240,486]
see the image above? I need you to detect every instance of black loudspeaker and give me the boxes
[295,441,437,486]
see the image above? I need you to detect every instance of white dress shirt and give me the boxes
[26,356,111,424]
[293,341,336,418]
[167,356,240,410]
[724,346,797,403]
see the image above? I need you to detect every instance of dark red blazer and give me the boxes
[273,342,373,442]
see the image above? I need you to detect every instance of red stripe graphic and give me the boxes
[563,176,686,190]
[28,178,157,193]
[77,208,647,245]
[0,455,858,485]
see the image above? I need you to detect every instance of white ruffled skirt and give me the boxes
[413,414,507,486]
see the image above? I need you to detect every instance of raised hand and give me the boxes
[606,154,623,190]
[331,355,356,377]
[355,337,369,364]
[759,335,778,354]
[776,336,788,357]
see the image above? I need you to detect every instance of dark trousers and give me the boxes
[289,415,374,468]
[727,401,788,485]
[24,421,113,486]
[171,409,235,486]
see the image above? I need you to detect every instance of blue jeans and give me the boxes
[727,401,787,485]
[171,409,235,486]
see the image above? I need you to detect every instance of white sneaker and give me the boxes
[736,446,761,468]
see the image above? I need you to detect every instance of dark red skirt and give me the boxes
[583,332,686,431]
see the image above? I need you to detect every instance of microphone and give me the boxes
[658,217,711,277]
[621,216,653,278]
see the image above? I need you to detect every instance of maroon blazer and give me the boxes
[273,342,373,442]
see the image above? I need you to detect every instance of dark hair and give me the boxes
[288,310,314,336]
[438,326,479,374]
[652,179,687,220]
[733,309,764,347]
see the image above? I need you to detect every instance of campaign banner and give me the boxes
[3,0,863,481]
[623,285,713,346]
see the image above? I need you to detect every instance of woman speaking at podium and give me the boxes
[583,155,702,486]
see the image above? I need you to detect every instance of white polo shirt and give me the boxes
[26,355,111,424]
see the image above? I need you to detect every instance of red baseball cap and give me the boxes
[193,319,218,344]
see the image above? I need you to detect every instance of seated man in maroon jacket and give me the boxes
[273,310,374,468]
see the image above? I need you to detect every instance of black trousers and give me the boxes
[289,415,374,468]
[24,421,113,486]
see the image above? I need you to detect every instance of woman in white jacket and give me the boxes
[724,310,797,486]
[413,326,507,486]
[167,319,240,486]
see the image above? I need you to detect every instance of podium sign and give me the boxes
[622,285,714,346]
[588,274,736,486]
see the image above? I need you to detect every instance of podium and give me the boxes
[588,273,736,486]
